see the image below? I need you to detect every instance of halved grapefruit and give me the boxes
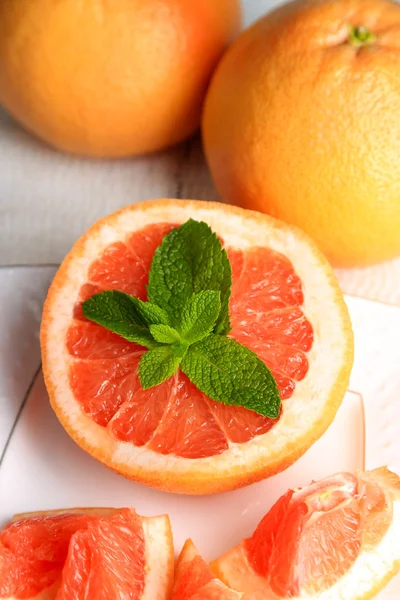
[0,508,173,600]
[212,467,400,599]
[41,199,353,494]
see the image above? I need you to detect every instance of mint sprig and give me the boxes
[83,220,280,418]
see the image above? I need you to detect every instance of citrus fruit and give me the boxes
[41,199,353,494]
[202,0,400,267]
[212,467,400,598]
[173,539,243,600]
[0,507,173,599]
[0,0,240,157]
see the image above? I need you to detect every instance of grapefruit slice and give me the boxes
[41,199,353,494]
[0,508,173,600]
[212,467,400,599]
[173,539,242,599]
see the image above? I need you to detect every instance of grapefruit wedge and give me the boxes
[0,508,173,600]
[173,539,243,599]
[212,467,400,599]
[41,199,353,494]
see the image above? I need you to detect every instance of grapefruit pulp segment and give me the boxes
[55,509,146,599]
[0,509,115,600]
[109,378,174,446]
[69,354,142,427]
[173,540,214,600]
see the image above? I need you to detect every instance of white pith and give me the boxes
[142,515,173,600]
[42,201,352,481]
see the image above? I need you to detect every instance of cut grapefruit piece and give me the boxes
[0,508,173,600]
[173,539,242,599]
[212,467,400,599]
[41,199,353,494]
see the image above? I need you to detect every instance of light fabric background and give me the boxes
[1,0,399,304]
[1,5,400,595]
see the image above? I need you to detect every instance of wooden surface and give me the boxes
[0,0,399,304]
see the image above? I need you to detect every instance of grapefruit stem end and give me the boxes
[348,25,377,47]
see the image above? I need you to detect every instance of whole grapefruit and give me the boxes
[0,0,241,157]
[202,0,400,267]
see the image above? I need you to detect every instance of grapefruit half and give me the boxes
[41,199,353,494]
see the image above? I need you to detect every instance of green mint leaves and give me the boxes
[150,324,181,344]
[180,291,221,344]
[139,346,181,389]
[181,335,280,418]
[82,291,167,349]
[82,220,280,418]
[148,219,231,335]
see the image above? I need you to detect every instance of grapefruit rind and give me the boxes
[41,199,353,494]
[212,468,400,600]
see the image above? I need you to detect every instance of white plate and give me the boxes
[0,266,399,597]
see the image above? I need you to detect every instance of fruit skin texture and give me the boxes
[41,199,353,495]
[202,0,400,267]
[0,0,241,158]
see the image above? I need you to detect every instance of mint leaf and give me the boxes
[172,340,190,359]
[179,291,221,345]
[139,346,180,389]
[150,324,181,344]
[129,298,169,326]
[82,291,162,349]
[181,334,280,418]
[147,219,232,333]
